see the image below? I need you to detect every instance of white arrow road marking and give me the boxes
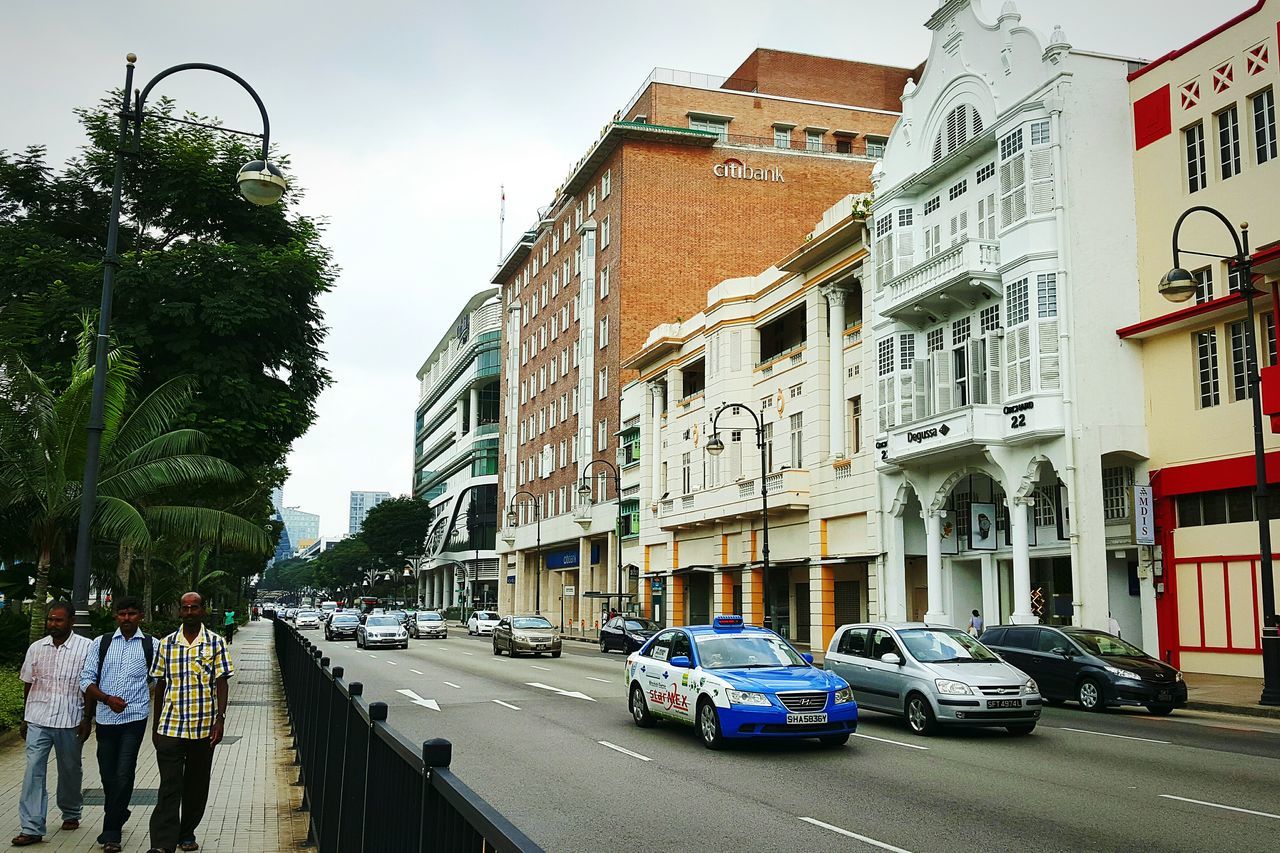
[1158,795,1280,820]
[585,676,612,683]
[492,700,521,710]
[530,665,551,671]
[598,741,651,761]
[525,682,596,702]
[799,817,913,852]
[410,669,424,675]
[395,689,440,711]
[1059,727,1170,745]
[852,732,930,751]
[443,681,462,689]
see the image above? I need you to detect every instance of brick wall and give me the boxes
[725,48,917,112]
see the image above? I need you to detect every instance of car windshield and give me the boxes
[1067,631,1146,657]
[298,611,318,618]
[898,628,999,663]
[418,614,443,622]
[625,619,660,632]
[366,616,399,627]
[693,633,807,669]
[475,612,498,621]
[513,617,553,629]
[333,615,358,624]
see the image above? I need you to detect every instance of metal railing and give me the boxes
[274,620,543,853]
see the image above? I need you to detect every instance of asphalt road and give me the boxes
[306,626,1280,852]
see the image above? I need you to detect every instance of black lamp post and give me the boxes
[578,459,626,617]
[505,490,542,614]
[1160,206,1279,706]
[705,402,774,632]
[70,55,287,635]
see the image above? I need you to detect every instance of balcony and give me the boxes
[655,469,810,531]
[876,393,1065,468]
[879,238,1001,320]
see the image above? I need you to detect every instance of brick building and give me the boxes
[493,49,916,624]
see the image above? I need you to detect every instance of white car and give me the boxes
[468,610,501,636]
[295,609,321,629]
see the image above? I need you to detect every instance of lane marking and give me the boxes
[409,669,424,675]
[852,732,930,751]
[799,817,912,852]
[585,676,612,683]
[530,665,551,671]
[367,655,378,659]
[1059,727,1170,745]
[492,700,521,710]
[1158,795,1280,820]
[598,741,652,762]
[386,661,397,666]
[443,681,462,689]
[462,651,474,656]
[395,689,440,712]
[525,681,596,702]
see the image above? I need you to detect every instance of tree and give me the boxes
[359,496,432,561]
[261,557,314,594]
[311,537,371,604]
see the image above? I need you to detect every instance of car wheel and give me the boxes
[905,693,938,736]
[1148,703,1175,716]
[697,699,725,750]
[552,650,561,659]
[1006,723,1037,736]
[819,733,850,747]
[1077,677,1105,712]
[600,638,608,653]
[630,684,655,728]
[492,641,501,656]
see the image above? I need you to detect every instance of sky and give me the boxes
[2,0,1248,537]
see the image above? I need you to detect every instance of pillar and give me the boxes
[924,509,948,625]
[742,568,764,625]
[649,383,664,501]
[579,536,592,629]
[469,386,480,433]
[1010,496,1035,624]
[822,286,847,458]
[883,509,908,621]
[813,561,835,652]
[980,553,1000,630]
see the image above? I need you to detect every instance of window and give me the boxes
[562,259,570,284]
[977,162,995,183]
[837,627,869,657]
[951,317,971,346]
[1264,311,1277,366]
[934,104,982,162]
[600,265,610,299]
[865,136,887,158]
[849,397,862,454]
[575,203,583,229]
[541,245,548,265]
[690,116,728,141]
[1000,127,1024,160]
[1254,88,1278,164]
[1228,264,1247,294]
[1030,119,1050,146]
[563,221,570,242]
[980,304,1000,332]
[774,127,790,148]
[924,196,940,216]
[1178,487,1280,526]
[599,317,609,348]
[788,413,804,469]
[598,367,608,399]
[550,315,558,341]
[1007,278,1030,326]
[927,327,944,353]
[587,188,596,213]
[551,271,559,297]
[877,338,894,376]
[949,179,968,200]
[1218,105,1242,179]
[977,193,996,240]
[761,395,773,410]
[874,213,895,285]
[1186,122,1208,192]
[1037,273,1057,318]
[1102,466,1134,521]
[680,451,693,494]
[598,419,608,451]
[600,216,610,248]
[999,129,1027,227]
[806,129,823,151]
[899,333,915,369]
[788,382,802,399]
[1195,329,1221,408]
[1229,320,1252,401]
[898,209,914,227]
[762,422,774,473]
[1193,267,1213,304]
[601,169,611,198]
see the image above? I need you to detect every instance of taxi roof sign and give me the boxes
[712,614,744,631]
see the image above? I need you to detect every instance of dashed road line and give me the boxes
[598,741,651,761]
[799,817,913,852]
[492,700,521,711]
[530,664,551,671]
[585,676,612,683]
[1158,795,1280,820]
[443,681,462,689]
[386,661,397,666]
[1059,727,1170,745]
[409,669,424,675]
[852,732,930,751]
[462,651,474,656]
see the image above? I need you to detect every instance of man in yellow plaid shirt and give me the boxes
[146,592,234,853]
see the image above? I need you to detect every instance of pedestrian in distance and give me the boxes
[222,608,236,646]
[12,601,94,847]
[81,595,156,853]
[967,609,984,637]
[147,592,235,853]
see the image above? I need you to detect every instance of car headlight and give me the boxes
[834,687,854,705]
[1024,678,1039,695]
[934,679,973,696]
[726,690,772,707]
[1104,665,1141,680]
[1175,671,1184,682]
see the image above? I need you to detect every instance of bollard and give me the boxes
[332,666,344,679]
[422,738,452,769]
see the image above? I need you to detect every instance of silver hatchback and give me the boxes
[824,622,1041,736]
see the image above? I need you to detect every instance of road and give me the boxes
[306,627,1280,852]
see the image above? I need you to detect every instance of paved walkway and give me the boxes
[0,620,306,852]
[1184,672,1280,718]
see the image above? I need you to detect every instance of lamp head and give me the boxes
[578,481,592,500]
[705,433,725,456]
[506,509,518,527]
[1158,266,1197,303]
[237,159,288,206]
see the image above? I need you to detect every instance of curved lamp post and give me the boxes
[705,402,774,632]
[71,55,287,635]
[1160,207,1279,705]
[504,490,542,614]
[577,459,626,617]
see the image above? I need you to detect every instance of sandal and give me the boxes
[178,843,199,851]
[10,835,43,847]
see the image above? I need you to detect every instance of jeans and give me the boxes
[150,734,214,850]
[95,719,147,844]
[19,723,84,837]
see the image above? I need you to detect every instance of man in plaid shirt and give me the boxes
[146,592,234,853]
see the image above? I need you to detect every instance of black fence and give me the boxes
[274,619,543,853]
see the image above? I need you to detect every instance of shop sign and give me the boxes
[1133,485,1154,545]
[564,585,576,597]
[650,577,665,591]
[713,158,784,182]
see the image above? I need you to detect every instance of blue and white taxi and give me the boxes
[624,615,858,749]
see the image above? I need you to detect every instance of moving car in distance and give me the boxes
[824,622,1040,736]
[326,611,360,641]
[626,615,857,750]
[467,610,501,636]
[357,614,409,649]
[410,611,448,639]
[980,625,1186,715]
[600,616,661,654]
[319,601,338,621]
[493,615,561,657]
[294,609,321,630]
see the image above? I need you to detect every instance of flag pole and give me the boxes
[499,185,505,264]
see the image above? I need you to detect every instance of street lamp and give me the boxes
[506,490,542,614]
[706,402,775,632]
[578,459,626,618]
[70,56,287,635]
[1161,206,1278,706]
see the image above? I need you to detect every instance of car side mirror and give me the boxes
[802,653,814,665]
[1052,647,1073,657]
[669,655,691,669]
[880,652,902,665]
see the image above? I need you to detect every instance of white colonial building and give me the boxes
[869,0,1150,639]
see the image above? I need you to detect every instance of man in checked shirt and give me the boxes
[146,592,234,853]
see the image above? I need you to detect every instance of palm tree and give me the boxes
[0,321,271,640]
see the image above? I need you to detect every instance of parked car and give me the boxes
[493,615,561,657]
[824,622,1041,736]
[410,611,448,639]
[326,612,360,641]
[357,614,408,649]
[295,610,321,630]
[600,617,661,654]
[627,615,857,749]
[468,611,501,636]
[980,625,1186,714]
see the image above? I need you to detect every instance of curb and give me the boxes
[1185,699,1280,720]
[560,634,599,646]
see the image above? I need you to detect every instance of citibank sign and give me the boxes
[713,158,784,182]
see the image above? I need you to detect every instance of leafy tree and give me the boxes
[261,556,314,594]
[311,537,371,604]
[359,496,432,560]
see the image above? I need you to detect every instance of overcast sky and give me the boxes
[3,0,1244,537]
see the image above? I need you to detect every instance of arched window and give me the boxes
[932,104,985,163]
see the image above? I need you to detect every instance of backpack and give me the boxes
[96,631,156,683]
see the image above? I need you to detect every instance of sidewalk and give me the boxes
[1184,672,1280,719]
[0,620,306,852]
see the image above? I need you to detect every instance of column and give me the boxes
[1010,496,1035,624]
[822,286,847,458]
[923,509,948,624]
[469,386,480,433]
[649,383,664,501]
[980,553,1000,630]
[435,571,445,610]
[579,536,592,631]
[883,511,908,622]
[812,562,834,653]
